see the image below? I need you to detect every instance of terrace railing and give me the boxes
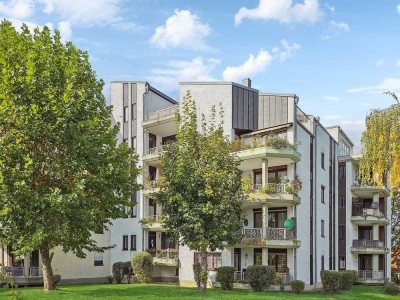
[145,105,179,121]
[352,240,385,248]
[358,270,384,280]
[265,227,294,240]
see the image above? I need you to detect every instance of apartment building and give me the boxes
[1,79,391,287]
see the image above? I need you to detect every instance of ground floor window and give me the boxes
[268,249,288,273]
[339,256,346,269]
[94,252,103,266]
[194,252,222,271]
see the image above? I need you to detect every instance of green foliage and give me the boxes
[215,266,235,291]
[246,265,276,292]
[339,270,357,290]
[274,273,285,291]
[154,91,246,292]
[112,262,132,284]
[106,276,114,284]
[193,263,202,288]
[384,282,399,295]
[265,135,297,149]
[0,20,139,291]
[131,252,153,283]
[320,270,342,294]
[262,184,278,194]
[290,280,305,294]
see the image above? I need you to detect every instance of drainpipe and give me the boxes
[314,119,321,288]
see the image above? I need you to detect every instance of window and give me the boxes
[131,193,137,218]
[339,165,345,179]
[193,253,222,271]
[131,136,136,150]
[339,257,346,269]
[94,252,103,266]
[123,106,128,122]
[338,225,345,240]
[122,235,128,250]
[131,103,137,120]
[130,235,136,250]
[321,185,325,203]
[321,255,325,271]
[339,196,345,209]
[321,220,325,237]
[321,152,325,169]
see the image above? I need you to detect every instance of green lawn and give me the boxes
[0,283,397,300]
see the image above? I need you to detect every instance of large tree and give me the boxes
[153,91,245,293]
[359,92,400,265]
[0,21,139,291]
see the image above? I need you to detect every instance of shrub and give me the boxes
[112,261,132,284]
[384,282,400,295]
[340,270,357,290]
[246,265,276,292]
[274,273,285,291]
[320,270,342,294]
[216,266,235,291]
[131,252,153,283]
[193,263,202,288]
[106,275,113,284]
[290,280,305,294]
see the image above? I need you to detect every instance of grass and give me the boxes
[0,283,398,300]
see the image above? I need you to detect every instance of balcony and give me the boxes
[351,207,388,225]
[245,183,301,206]
[142,180,161,195]
[233,134,300,168]
[351,240,389,254]
[142,105,179,136]
[1,266,54,286]
[140,215,165,231]
[240,227,300,248]
[357,270,386,284]
[153,249,179,267]
[351,179,389,198]
[142,145,165,165]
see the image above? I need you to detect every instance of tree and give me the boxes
[153,91,245,293]
[359,92,400,264]
[0,20,139,291]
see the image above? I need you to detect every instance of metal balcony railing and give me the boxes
[352,240,385,248]
[156,250,178,259]
[265,227,294,240]
[5,267,24,277]
[352,207,385,218]
[29,267,41,277]
[242,228,263,240]
[146,105,179,121]
[358,270,384,280]
[147,145,164,155]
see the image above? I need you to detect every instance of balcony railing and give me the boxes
[352,240,385,248]
[144,180,161,190]
[242,228,263,240]
[145,105,179,121]
[352,207,384,218]
[5,267,24,277]
[29,267,41,277]
[266,227,294,240]
[251,183,287,194]
[147,145,164,155]
[358,270,384,280]
[156,250,178,259]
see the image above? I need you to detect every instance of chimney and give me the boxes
[242,78,251,88]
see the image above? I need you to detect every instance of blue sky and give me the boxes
[1,0,400,146]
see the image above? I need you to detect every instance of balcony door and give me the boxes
[30,250,39,268]
[268,166,287,184]
[161,232,175,249]
[254,248,262,265]
[358,254,372,270]
[358,226,372,240]
[253,170,262,187]
[149,133,157,149]
[148,198,156,216]
[148,231,157,250]
[268,249,288,273]
[268,208,287,228]
[234,248,241,271]
[253,209,263,228]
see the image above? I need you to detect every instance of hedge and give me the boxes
[112,261,132,284]
[131,252,153,283]
[320,270,342,294]
[384,282,400,295]
[246,265,276,292]
[340,270,357,290]
[216,266,235,291]
[290,280,305,294]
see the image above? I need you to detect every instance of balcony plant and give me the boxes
[284,176,302,195]
[262,184,278,194]
[242,176,252,194]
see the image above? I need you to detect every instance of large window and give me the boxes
[268,166,288,183]
[268,208,287,228]
[122,235,128,250]
[94,252,103,266]
[193,253,222,271]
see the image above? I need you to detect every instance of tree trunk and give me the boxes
[199,250,208,293]
[40,247,56,292]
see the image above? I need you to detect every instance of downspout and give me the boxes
[314,120,321,288]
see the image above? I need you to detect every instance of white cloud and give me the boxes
[234,0,323,25]
[222,40,300,82]
[0,0,35,19]
[375,59,385,67]
[323,20,350,39]
[223,49,273,82]
[397,4,400,14]
[348,78,400,94]
[396,59,400,67]
[58,20,71,42]
[324,96,339,102]
[339,120,365,146]
[325,3,335,12]
[112,21,143,33]
[148,57,220,92]
[150,10,211,51]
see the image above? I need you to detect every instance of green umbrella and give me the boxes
[284,218,294,230]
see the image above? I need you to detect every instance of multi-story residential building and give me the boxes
[1,78,391,288]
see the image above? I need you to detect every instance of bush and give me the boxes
[384,282,400,295]
[290,280,305,294]
[246,265,276,292]
[274,273,285,291]
[131,252,153,283]
[193,263,202,288]
[340,270,357,290]
[216,266,235,291]
[112,261,132,284]
[106,275,113,284]
[320,270,342,294]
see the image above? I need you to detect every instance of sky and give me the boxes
[1,0,400,146]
